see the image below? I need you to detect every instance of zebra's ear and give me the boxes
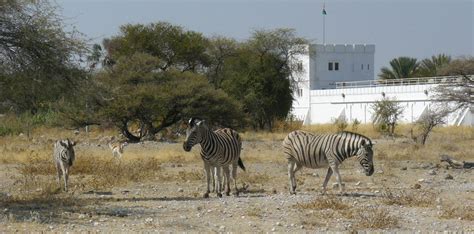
[196,120,205,126]
[70,140,77,146]
[59,140,68,148]
[360,139,366,146]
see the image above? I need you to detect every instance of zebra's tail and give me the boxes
[238,158,246,171]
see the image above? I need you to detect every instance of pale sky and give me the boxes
[58,0,474,75]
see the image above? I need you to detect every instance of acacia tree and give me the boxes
[102,22,210,73]
[371,97,404,136]
[64,53,244,142]
[433,57,474,111]
[411,106,450,145]
[0,0,86,114]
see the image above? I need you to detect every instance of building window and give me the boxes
[297,88,303,97]
[367,64,370,70]
[335,62,339,71]
[328,62,333,71]
[361,64,364,70]
[297,62,303,71]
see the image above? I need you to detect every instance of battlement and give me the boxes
[314,44,375,53]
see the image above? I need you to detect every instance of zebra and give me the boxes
[183,117,245,198]
[53,139,76,192]
[282,130,374,195]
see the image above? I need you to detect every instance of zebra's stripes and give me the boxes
[282,130,374,194]
[183,117,245,198]
[53,139,76,192]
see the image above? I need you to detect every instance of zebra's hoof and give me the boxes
[203,193,210,198]
[217,193,222,198]
[225,191,230,196]
[233,191,239,197]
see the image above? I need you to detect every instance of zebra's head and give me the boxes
[357,139,374,176]
[59,139,76,153]
[183,117,206,152]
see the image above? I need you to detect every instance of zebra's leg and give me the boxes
[60,164,68,192]
[210,166,215,193]
[322,167,333,195]
[223,165,231,196]
[215,166,223,198]
[203,163,211,198]
[331,164,345,194]
[231,163,239,196]
[56,163,62,190]
[287,159,297,194]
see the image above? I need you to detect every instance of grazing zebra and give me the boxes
[282,130,374,195]
[183,117,245,198]
[108,141,128,159]
[53,139,76,192]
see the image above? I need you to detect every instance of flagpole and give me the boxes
[323,2,326,44]
[323,12,325,44]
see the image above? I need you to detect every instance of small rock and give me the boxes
[428,170,437,175]
[271,227,276,231]
[413,183,421,189]
[145,217,153,223]
[78,214,86,219]
[418,178,425,183]
[219,225,226,230]
[355,181,361,186]
[276,222,282,226]
[401,166,407,170]
[444,174,453,180]
[178,188,184,192]
[93,222,99,227]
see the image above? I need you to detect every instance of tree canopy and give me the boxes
[0,0,86,114]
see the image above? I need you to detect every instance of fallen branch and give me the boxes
[440,155,474,169]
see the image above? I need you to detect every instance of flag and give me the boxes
[322,8,327,15]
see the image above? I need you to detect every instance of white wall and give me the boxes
[312,44,375,89]
[297,83,472,126]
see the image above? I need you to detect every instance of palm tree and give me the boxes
[378,57,419,80]
[418,54,452,77]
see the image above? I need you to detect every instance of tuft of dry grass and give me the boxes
[239,172,271,185]
[439,204,474,221]
[382,189,434,207]
[353,207,398,229]
[246,206,263,218]
[294,196,349,210]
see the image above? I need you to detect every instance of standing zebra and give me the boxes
[183,118,245,198]
[282,130,374,195]
[53,139,76,192]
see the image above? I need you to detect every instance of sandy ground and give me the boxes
[0,140,473,232]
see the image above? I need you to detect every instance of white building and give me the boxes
[291,43,473,126]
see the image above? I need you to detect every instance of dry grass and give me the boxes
[353,207,399,229]
[239,172,271,185]
[246,206,263,218]
[294,196,349,210]
[382,189,435,207]
[439,203,474,221]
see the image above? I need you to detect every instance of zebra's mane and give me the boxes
[337,131,372,146]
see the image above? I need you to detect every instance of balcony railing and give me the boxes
[335,75,471,89]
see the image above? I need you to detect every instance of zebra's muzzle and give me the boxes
[366,165,374,176]
[183,142,192,152]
